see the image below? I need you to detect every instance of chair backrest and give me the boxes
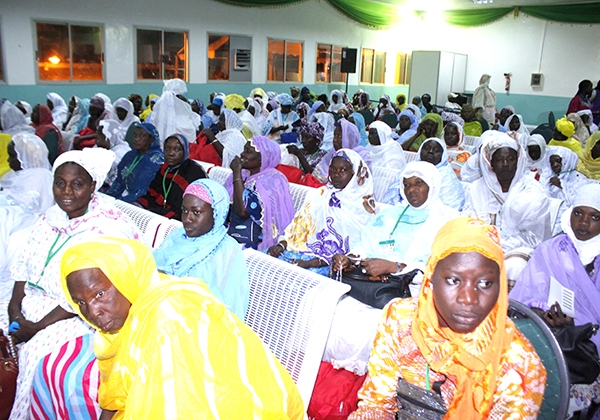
[508,299,570,420]
[464,135,480,147]
[110,197,182,248]
[403,150,418,163]
[243,249,350,407]
[194,160,215,174]
[371,165,402,202]
[124,123,137,148]
[43,130,61,164]
[289,182,314,214]
[207,165,233,185]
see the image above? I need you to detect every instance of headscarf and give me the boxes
[224,136,294,250]
[567,112,591,145]
[278,93,294,107]
[94,93,113,112]
[397,109,419,141]
[503,114,530,138]
[11,132,51,170]
[216,109,247,167]
[416,137,466,211]
[309,100,324,118]
[329,90,345,113]
[0,134,11,178]
[267,99,280,111]
[556,116,575,138]
[296,102,311,121]
[561,184,600,265]
[479,133,526,203]
[442,112,465,127]
[298,121,324,145]
[17,101,32,121]
[191,99,206,116]
[46,92,68,128]
[139,94,159,122]
[112,97,140,131]
[577,109,598,133]
[412,216,513,419]
[33,104,62,144]
[472,74,496,109]
[576,131,600,179]
[74,98,91,134]
[53,148,115,191]
[408,112,444,152]
[399,161,441,210]
[542,145,585,205]
[406,104,422,122]
[0,101,35,135]
[164,133,190,166]
[367,120,406,170]
[525,133,547,171]
[396,93,407,112]
[250,87,267,100]
[152,179,249,319]
[358,92,371,111]
[376,94,395,115]
[283,149,374,262]
[350,112,368,146]
[444,121,466,150]
[98,119,131,185]
[128,94,143,114]
[225,94,245,111]
[150,78,197,147]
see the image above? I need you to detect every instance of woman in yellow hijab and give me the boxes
[138,94,158,122]
[0,133,12,178]
[549,116,583,153]
[576,131,600,179]
[60,237,304,420]
[349,216,546,420]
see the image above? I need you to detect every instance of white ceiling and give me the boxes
[377,0,600,10]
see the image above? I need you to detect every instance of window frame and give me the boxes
[134,25,189,82]
[360,47,387,85]
[34,19,105,84]
[0,18,5,84]
[266,38,303,83]
[395,52,411,85]
[315,43,346,84]
[207,32,231,82]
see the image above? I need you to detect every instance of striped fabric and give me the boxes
[31,334,100,420]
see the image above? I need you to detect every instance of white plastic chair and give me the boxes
[289,183,314,214]
[371,166,403,202]
[403,150,418,162]
[207,165,233,185]
[464,135,480,147]
[243,249,350,407]
[194,160,215,174]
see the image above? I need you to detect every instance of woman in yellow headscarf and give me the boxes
[349,216,546,420]
[60,237,304,420]
[0,132,11,178]
[576,131,600,179]
[138,94,159,122]
[549,116,583,153]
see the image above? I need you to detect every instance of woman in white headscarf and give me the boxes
[373,94,396,121]
[463,131,553,252]
[405,104,422,122]
[328,90,346,113]
[247,98,267,135]
[93,92,113,116]
[541,146,589,206]
[112,97,140,132]
[568,112,592,147]
[211,108,247,168]
[367,121,406,170]
[95,119,131,186]
[524,133,547,177]
[46,93,69,129]
[149,78,198,147]
[1,101,35,136]
[473,74,497,125]
[503,114,530,140]
[3,148,141,419]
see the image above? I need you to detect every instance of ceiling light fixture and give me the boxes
[472,0,493,3]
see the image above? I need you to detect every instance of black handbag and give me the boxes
[395,377,447,419]
[551,323,600,384]
[334,267,419,309]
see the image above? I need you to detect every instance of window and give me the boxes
[136,29,188,81]
[0,26,4,82]
[360,48,386,84]
[36,22,103,82]
[208,35,230,80]
[267,39,302,82]
[316,44,345,83]
[395,53,411,85]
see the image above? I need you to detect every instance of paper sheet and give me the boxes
[547,276,576,318]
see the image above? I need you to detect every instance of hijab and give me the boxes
[33,104,61,141]
[576,131,600,179]
[367,121,406,170]
[525,133,547,171]
[217,109,248,168]
[112,97,140,131]
[561,184,600,265]
[396,94,407,112]
[329,90,345,112]
[46,92,68,128]
[1,101,35,135]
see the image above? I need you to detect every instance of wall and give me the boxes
[0,0,598,125]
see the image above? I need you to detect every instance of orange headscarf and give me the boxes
[411,216,515,420]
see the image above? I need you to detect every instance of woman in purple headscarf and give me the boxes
[73,95,109,149]
[312,118,371,183]
[225,136,294,251]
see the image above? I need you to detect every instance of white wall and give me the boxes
[1,0,599,98]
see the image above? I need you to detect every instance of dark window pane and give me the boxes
[361,48,374,84]
[373,51,386,84]
[208,35,229,81]
[37,23,70,81]
[71,25,103,81]
[164,31,187,81]
[316,43,331,83]
[137,29,161,80]
[331,46,345,83]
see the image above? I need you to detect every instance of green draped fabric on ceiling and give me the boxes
[211,0,600,28]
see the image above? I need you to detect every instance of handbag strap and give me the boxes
[0,330,18,362]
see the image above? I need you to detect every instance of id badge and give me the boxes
[378,239,395,253]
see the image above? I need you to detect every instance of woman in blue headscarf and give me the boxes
[349,112,368,146]
[107,122,164,203]
[153,179,249,320]
[137,133,206,220]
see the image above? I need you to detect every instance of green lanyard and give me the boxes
[389,206,409,238]
[30,233,72,290]
[125,155,144,179]
[161,168,180,206]
[425,363,431,391]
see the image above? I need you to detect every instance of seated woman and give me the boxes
[373,94,395,122]
[443,121,471,177]
[106,122,164,203]
[3,148,140,419]
[509,184,600,416]
[524,133,547,178]
[463,132,553,252]
[503,113,530,138]
[367,121,406,170]
[153,179,249,320]
[461,104,483,137]
[286,121,328,174]
[94,119,131,187]
[384,138,465,211]
[203,108,247,168]
[312,119,371,183]
[395,93,407,112]
[576,132,600,180]
[268,149,374,276]
[348,112,368,146]
[137,133,206,220]
[73,96,109,150]
[226,136,294,251]
[549,116,582,153]
[58,237,304,419]
[31,104,63,163]
[394,109,419,144]
[401,112,443,152]
[348,216,546,419]
[333,161,459,295]
[111,97,139,132]
[542,146,589,206]
[308,101,335,150]
[1,100,35,138]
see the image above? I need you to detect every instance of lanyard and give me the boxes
[425,363,431,391]
[40,233,72,280]
[389,206,409,238]
[125,154,144,179]
[161,168,180,206]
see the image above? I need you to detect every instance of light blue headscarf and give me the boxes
[74,98,91,133]
[350,112,368,146]
[153,179,250,319]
